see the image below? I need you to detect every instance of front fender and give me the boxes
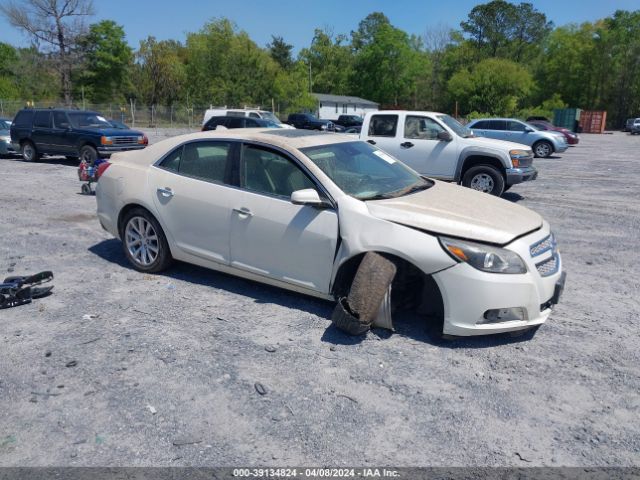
[454,147,511,182]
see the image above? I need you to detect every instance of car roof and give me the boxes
[470,118,522,122]
[370,110,445,116]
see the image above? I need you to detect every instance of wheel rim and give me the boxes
[125,216,159,267]
[23,144,34,161]
[536,143,551,157]
[81,148,94,163]
[470,173,495,193]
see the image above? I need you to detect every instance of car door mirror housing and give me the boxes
[291,189,329,208]
[525,127,534,133]
[437,131,453,141]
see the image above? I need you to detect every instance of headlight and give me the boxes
[509,149,531,167]
[439,236,527,274]
[0,136,10,143]
[320,124,328,131]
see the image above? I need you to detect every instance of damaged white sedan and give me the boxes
[95,129,565,337]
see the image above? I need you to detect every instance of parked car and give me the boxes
[95,129,565,337]
[527,119,580,145]
[0,118,16,156]
[286,113,337,131]
[10,108,148,164]
[334,115,363,128]
[629,118,640,134]
[624,118,636,132]
[468,118,568,158]
[201,116,282,131]
[358,111,537,196]
[526,116,551,123]
[202,107,293,129]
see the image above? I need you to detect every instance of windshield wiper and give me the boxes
[358,193,396,201]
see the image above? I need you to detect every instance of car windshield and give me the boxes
[68,112,112,129]
[260,111,282,124]
[526,123,543,131]
[300,141,431,200]
[0,120,9,130]
[437,114,474,138]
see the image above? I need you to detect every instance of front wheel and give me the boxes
[462,165,505,196]
[533,140,553,158]
[121,208,173,273]
[21,141,39,162]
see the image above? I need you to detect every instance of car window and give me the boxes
[404,116,445,140]
[245,118,261,127]
[507,121,527,132]
[368,114,398,137]
[33,111,52,128]
[249,113,260,118]
[204,117,227,130]
[13,110,34,127]
[471,120,487,129]
[226,117,245,128]
[241,144,315,199]
[53,112,70,128]
[171,141,232,183]
[0,120,9,129]
[486,120,506,130]
[68,112,111,128]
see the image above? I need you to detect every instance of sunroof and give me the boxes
[261,129,331,138]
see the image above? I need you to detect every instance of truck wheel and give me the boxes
[21,141,39,162]
[533,140,553,158]
[462,165,505,196]
[80,145,98,166]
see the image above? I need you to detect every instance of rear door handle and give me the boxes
[157,187,174,198]
[400,142,414,148]
[367,140,376,145]
[233,207,253,217]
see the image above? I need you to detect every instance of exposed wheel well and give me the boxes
[460,155,505,182]
[332,252,444,331]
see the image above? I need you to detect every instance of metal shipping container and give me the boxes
[579,110,607,134]
[553,108,582,132]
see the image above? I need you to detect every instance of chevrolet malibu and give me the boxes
[95,129,565,337]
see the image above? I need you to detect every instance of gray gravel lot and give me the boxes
[0,130,638,467]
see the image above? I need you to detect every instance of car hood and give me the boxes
[74,127,144,136]
[366,180,543,245]
[461,134,531,151]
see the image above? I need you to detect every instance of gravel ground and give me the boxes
[0,130,638,467]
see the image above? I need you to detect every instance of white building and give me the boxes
[313,93,379,121]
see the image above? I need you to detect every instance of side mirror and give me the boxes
[524,127,534,133]
[291,189,329,208]
[437,131,453,141]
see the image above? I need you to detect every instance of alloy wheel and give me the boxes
[470,173,495,193]
[125,216,159,267]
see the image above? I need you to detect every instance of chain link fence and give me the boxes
[0,99,287,128]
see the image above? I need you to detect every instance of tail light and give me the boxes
[96,161,111,179]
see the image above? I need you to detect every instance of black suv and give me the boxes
[10,108,148,164]
[202,116,280,131]
[285,113,337,131]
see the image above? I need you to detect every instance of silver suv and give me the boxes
[468,118,568,158]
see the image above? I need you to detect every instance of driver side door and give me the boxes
[228,143,338,293]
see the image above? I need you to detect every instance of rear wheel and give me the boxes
[21,141,39,162]
[533,140,553,158]
[121,208,172,273]
[462,165,505,196]
[79,145,98,166]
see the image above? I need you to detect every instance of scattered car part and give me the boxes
[0,271,54,309]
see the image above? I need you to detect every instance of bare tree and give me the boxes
[0,0,95,104]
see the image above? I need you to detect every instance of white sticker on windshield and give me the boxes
[373,150,396,164]
[97,116,107,122]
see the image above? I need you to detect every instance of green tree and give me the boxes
[78,20,133,103]
[135,37,186,105]
[448,57,533,115]
[267,35,294,70]
[298,28,353,95]
[0,42,19,99]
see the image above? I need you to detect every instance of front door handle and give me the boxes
[157,187,174,198]
[367,140,376,145]
[233,207,253,217]
[400,142,414,148]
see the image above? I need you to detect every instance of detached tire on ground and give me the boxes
[462,165,505,196]
[331,252,397,335]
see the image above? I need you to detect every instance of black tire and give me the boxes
[331,298,371,335]
[346,252,397,324]
[533,140,553,158]
[21,141,39,162]
[79,145,98,166]
[462,165,505,196]
[81,183,92,195]
[121,208,173,273]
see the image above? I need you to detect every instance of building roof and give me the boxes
[312,93,379,107]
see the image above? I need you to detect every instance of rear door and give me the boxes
[228,143,338,293]
[149,140,239,264]
[474,120,507,141]
[31,111,54,153]
[363,113,400,159]
[504,120,530,145]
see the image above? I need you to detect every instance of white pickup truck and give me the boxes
[359,111,538,196]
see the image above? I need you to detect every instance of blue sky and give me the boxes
[1,0,638,52]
